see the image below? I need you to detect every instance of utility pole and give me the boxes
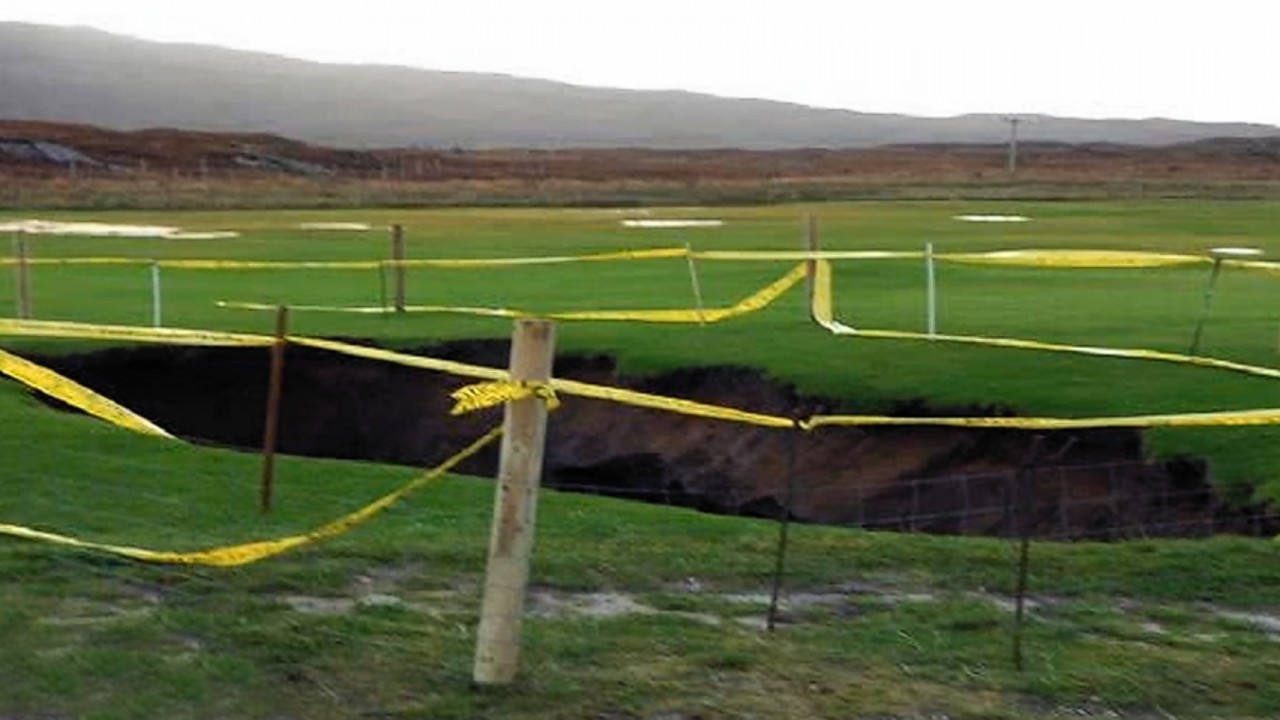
[1002,116,1021,176]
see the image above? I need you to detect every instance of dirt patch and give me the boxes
[30,340,1277,539]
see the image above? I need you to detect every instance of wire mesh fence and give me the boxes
[544,454,1279,542]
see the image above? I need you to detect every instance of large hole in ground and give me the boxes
[30,340,1278,540]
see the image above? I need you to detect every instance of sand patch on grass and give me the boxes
[0,219,238,239]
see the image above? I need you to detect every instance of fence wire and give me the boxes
[544,457,1279,542]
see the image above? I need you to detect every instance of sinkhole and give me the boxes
[28,339,1277,540]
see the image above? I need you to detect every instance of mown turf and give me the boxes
[4,201,1280,496]
[2,200,1280,718]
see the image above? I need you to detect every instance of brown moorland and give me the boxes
[3,120,1280,208]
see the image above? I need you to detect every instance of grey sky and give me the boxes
[6,0,1279,126]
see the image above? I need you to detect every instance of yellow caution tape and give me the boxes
[287,336,793,428]
[8,294,1280,453]
[0,347,172,437]
[298,337,787,427]
[0,257,147,267]
[6,315,1280,547]
[704,248,1279,272]
[0,247,688,271]
[0,424,503,566]
[581,247,689,262]
[396,247,688,268]
[5,247,1279,273]
[217,301,526,318]
[940,249,1207,268]
[834,327,1280,381]
[1225,259,1280,275]
[165,259,382,270]
[0,257,382,270]
[811,257,838,326]
[804,408,1280,431]
[720,262,807,316]
[450,380,559,414]
[549,262,805,323]
[548,376,794,429]
[221,301,728,322]
[694,250,922,261]
[7,311,1278,435]
[0,319,274,347]
[291,337,508,381]
[220,263,807,324]
[809,259,1280,382]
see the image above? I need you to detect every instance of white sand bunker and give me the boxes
[167,231,240,240]
[0,220,239,239]
[297,222,374,231]
[1208,247,1264,259]
[953,215,1031,223]
[621,219,724,228]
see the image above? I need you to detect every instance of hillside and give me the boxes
[2,22,1278,150]
[3,119,1280,186]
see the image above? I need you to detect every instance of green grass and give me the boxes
[4,200,1280,495]
[2,388,1278,718]
[3,200,1280,718]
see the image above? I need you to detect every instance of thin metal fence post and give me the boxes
[378,260,389,316]
[1189,257,1224,355]
[1057,470,1069,538]
[925,241,937,336]
[767,423,802,632]
[855,472,866,528]
[1136,471,1149,539]
[1108,464,1121,541]
[150,261,162,328]
[909,476,920,532]
[1003,472,1016,539]
[684,243,707,325]
[1011,436,1045,672]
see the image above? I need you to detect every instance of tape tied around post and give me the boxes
[450,380,560,415]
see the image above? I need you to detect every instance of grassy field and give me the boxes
[2,200,1280,719]
[5,200,1280,495]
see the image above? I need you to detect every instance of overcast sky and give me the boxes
[7,0,1279,126]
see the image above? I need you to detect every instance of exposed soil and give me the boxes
[31,340,1278,539]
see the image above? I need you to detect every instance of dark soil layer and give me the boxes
[33,340,1277,540]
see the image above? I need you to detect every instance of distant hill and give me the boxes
[2,22,1278,150]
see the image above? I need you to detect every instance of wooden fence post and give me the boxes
[473,318,556,685]
[14,233,30,320]
[391,224,407,313]
[259,306,289,514]
[803,215,818,318]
